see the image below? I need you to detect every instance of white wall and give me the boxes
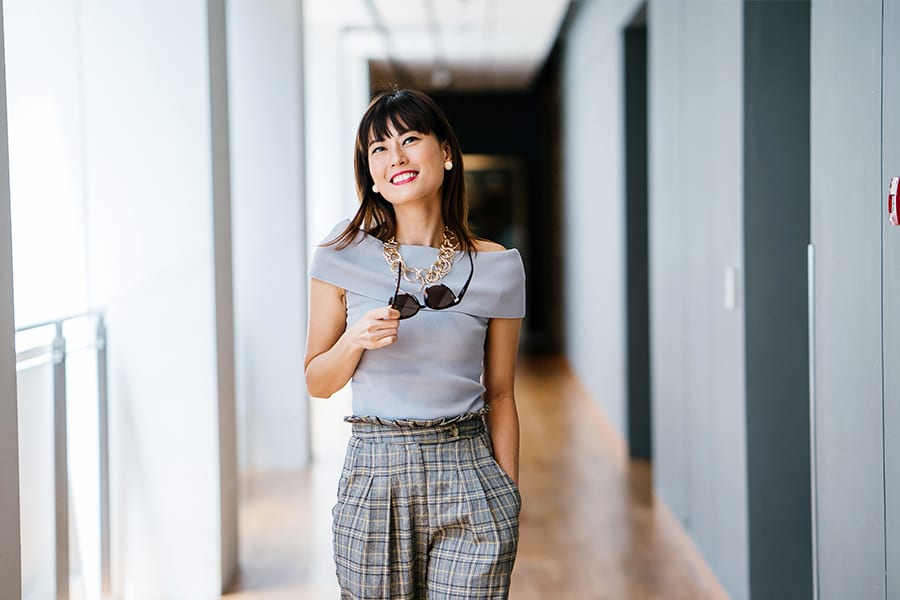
[0,0,322,596]
[227,0,310,470]
[78,2,232,597]
[0,3,22,597]
[649,1,748,598]
[3,1,89,327]
[304,21,370,246]
[4,1,101,596]
[561,0,643,436]
[810,1,888,596]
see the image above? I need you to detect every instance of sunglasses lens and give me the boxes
[392,293,420,319]
[424,285,456,310]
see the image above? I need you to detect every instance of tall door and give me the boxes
[810,0,885,597]
[883,1,900,596]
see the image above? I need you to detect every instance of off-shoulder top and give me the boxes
[309,219,526,420]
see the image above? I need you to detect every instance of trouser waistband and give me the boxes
[350,415,486,444]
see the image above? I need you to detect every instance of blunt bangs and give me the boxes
[360,91,446,147]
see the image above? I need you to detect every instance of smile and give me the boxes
[390,171,418,185]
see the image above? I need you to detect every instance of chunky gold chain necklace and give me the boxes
[382,228,459,289]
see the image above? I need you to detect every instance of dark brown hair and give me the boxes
[326,89,476,252]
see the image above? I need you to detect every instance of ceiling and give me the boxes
[305,0,572,91]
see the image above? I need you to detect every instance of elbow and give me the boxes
[304,367,333,399]
[305,377,334,400]
[483,390,515,406]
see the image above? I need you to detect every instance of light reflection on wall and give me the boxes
[5,2,99,597]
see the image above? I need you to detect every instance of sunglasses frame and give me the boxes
[388,251,474,319]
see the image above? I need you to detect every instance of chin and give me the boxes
[384,191,441,209]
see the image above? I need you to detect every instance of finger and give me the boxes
[360,332,394,349]
[375,324,399,339]
[376,307,401,320]
[379,319,400,332]
[367,321,399,336]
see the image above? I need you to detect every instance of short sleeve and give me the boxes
[493,250,527,318]
[309,220,351,288]
[451,249,526,319]
[308,220,397,301]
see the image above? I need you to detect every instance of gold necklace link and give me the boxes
[383,228,459,289]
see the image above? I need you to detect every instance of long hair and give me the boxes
[327,89,476,253]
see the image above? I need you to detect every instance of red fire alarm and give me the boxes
[890,176,899,226]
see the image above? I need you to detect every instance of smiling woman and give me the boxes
[367,124,451,210]
[327,89,477,254]
[304,89,527,599]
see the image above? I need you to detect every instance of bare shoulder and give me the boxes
[474,239,507,253]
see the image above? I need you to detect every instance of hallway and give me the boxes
[224,358,727,599]
[2,1,898,597]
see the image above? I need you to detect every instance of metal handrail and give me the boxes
[14,311,109,600]
[16,340,100,373]
[14,309,103,334]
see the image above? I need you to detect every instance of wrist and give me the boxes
[339,328,366,354]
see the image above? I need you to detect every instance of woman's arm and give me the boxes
[483,316,522,486]
[304,278,400,398]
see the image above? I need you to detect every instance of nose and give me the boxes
[389,145,407,167]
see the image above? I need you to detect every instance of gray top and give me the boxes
[309,219,526,420]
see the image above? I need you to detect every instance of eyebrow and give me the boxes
[368,127,417,147]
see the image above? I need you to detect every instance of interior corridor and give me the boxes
[223,357,727,599]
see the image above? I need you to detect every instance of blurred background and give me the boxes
[0,0,897,599]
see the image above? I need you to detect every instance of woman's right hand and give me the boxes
[305,280,400,398]
[345,306,400,350]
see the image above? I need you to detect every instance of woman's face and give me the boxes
[367,122,450,211]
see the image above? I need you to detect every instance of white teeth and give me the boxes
[391,171,417,184]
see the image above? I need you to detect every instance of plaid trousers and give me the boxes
[332,415,521,599]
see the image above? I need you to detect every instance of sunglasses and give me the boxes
[388,252,474,319]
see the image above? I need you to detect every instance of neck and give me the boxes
[393,205,445,247]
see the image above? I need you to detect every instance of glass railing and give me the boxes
[15,312,109,600]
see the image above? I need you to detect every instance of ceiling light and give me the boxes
[430,67,453,88]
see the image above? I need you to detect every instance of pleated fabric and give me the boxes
[333,416,521,599]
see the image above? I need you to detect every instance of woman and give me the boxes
[305,89,525,599]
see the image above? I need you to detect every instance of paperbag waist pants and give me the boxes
[332,415,521,600]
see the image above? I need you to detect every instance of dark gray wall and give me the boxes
[624,22,651,460]
[883,2,900,597]
[743,2,811,598]
[810,0,885,597]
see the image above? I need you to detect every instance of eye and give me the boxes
[402,135,419,145]
[370,145,385,155]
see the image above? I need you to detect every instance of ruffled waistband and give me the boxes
[343,405,490,428]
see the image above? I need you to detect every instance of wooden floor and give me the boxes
[223,357,729,599]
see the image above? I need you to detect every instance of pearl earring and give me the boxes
[444,160,453,171]
[372,184,379,194]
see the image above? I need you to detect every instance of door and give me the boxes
[810,0,885,597]
[883,1,900,596]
